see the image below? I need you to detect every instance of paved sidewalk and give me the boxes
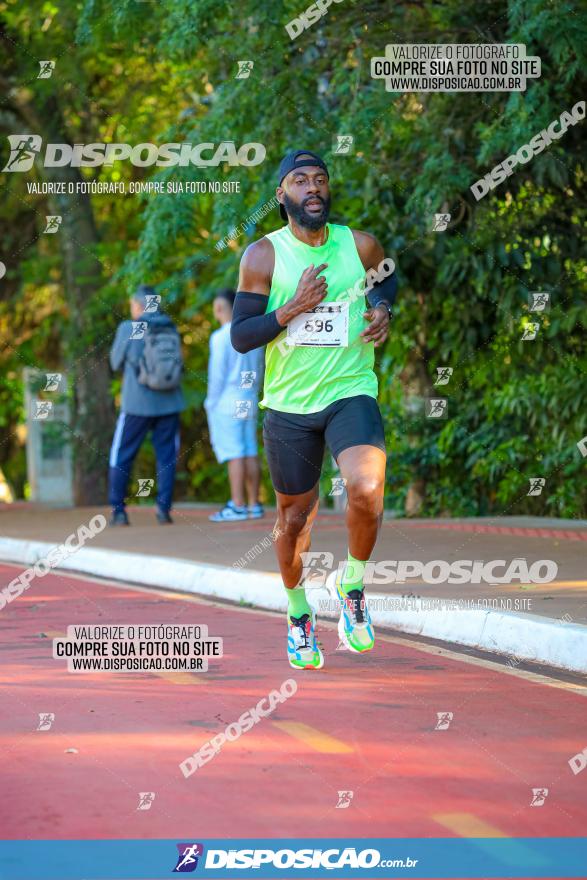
[1,503,586,626]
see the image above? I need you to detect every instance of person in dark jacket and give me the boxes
[108,285,185,525]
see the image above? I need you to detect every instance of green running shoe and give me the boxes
[287,611,324,669]
[334,573,375,654]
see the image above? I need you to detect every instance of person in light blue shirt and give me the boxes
[205,289,264,522]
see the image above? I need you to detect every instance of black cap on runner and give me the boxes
[277,150,329,220]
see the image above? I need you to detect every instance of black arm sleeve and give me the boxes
[366,272,398,312]
[230,292,283,354]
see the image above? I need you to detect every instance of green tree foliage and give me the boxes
[1,0,585,515]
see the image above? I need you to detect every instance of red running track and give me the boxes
[1,563,586,851]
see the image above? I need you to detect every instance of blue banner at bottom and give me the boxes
[0,837,586,879]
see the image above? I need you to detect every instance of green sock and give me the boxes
[286,581,312,619]
[340,551,366,595]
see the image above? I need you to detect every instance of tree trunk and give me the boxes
[399,292,433,517]
[11,92,115,504]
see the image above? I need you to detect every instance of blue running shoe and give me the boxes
[209,501,248,522]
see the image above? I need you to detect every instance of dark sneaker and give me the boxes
[109,510,129,526]
[156,507,173,524]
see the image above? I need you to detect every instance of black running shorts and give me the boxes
[262,394,386,495]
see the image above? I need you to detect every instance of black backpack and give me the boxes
[137,316,183,391]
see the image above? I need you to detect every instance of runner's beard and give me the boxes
[283,193,331,231]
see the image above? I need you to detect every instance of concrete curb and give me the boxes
[1,538,585,675]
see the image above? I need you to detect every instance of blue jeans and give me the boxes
[108,412,180,513]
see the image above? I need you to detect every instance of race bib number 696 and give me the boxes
[286,301,349,347]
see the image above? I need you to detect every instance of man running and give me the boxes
[231,150,397,670]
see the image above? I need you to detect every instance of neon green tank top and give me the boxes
[260,223,378,414]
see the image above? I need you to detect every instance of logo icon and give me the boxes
[234,400,252,419]
[236,61,254,79]
[300,550,334,587]
[329,477,347,497]
[137,792,155,810]
[527,478,545,497]
[130,321,148,339]
[239,370,256,389]
[529,292,550,312]
[425,398,448,419]
[44,373,62,391]
[435,711,453,730]
[144,294,161,312]
[38,60,55,79]
[37,712,55,731]
[44,215,62,233]
[433,213,451,232]
[34,400,53,420]
[521,322,540,341]
[530,788,548,806]
[434,366,453,386]
[336,790,353,808]
[333,135,354,155]
[173,843,204,872]
[136,478,154,497]
[3,134,42,172]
